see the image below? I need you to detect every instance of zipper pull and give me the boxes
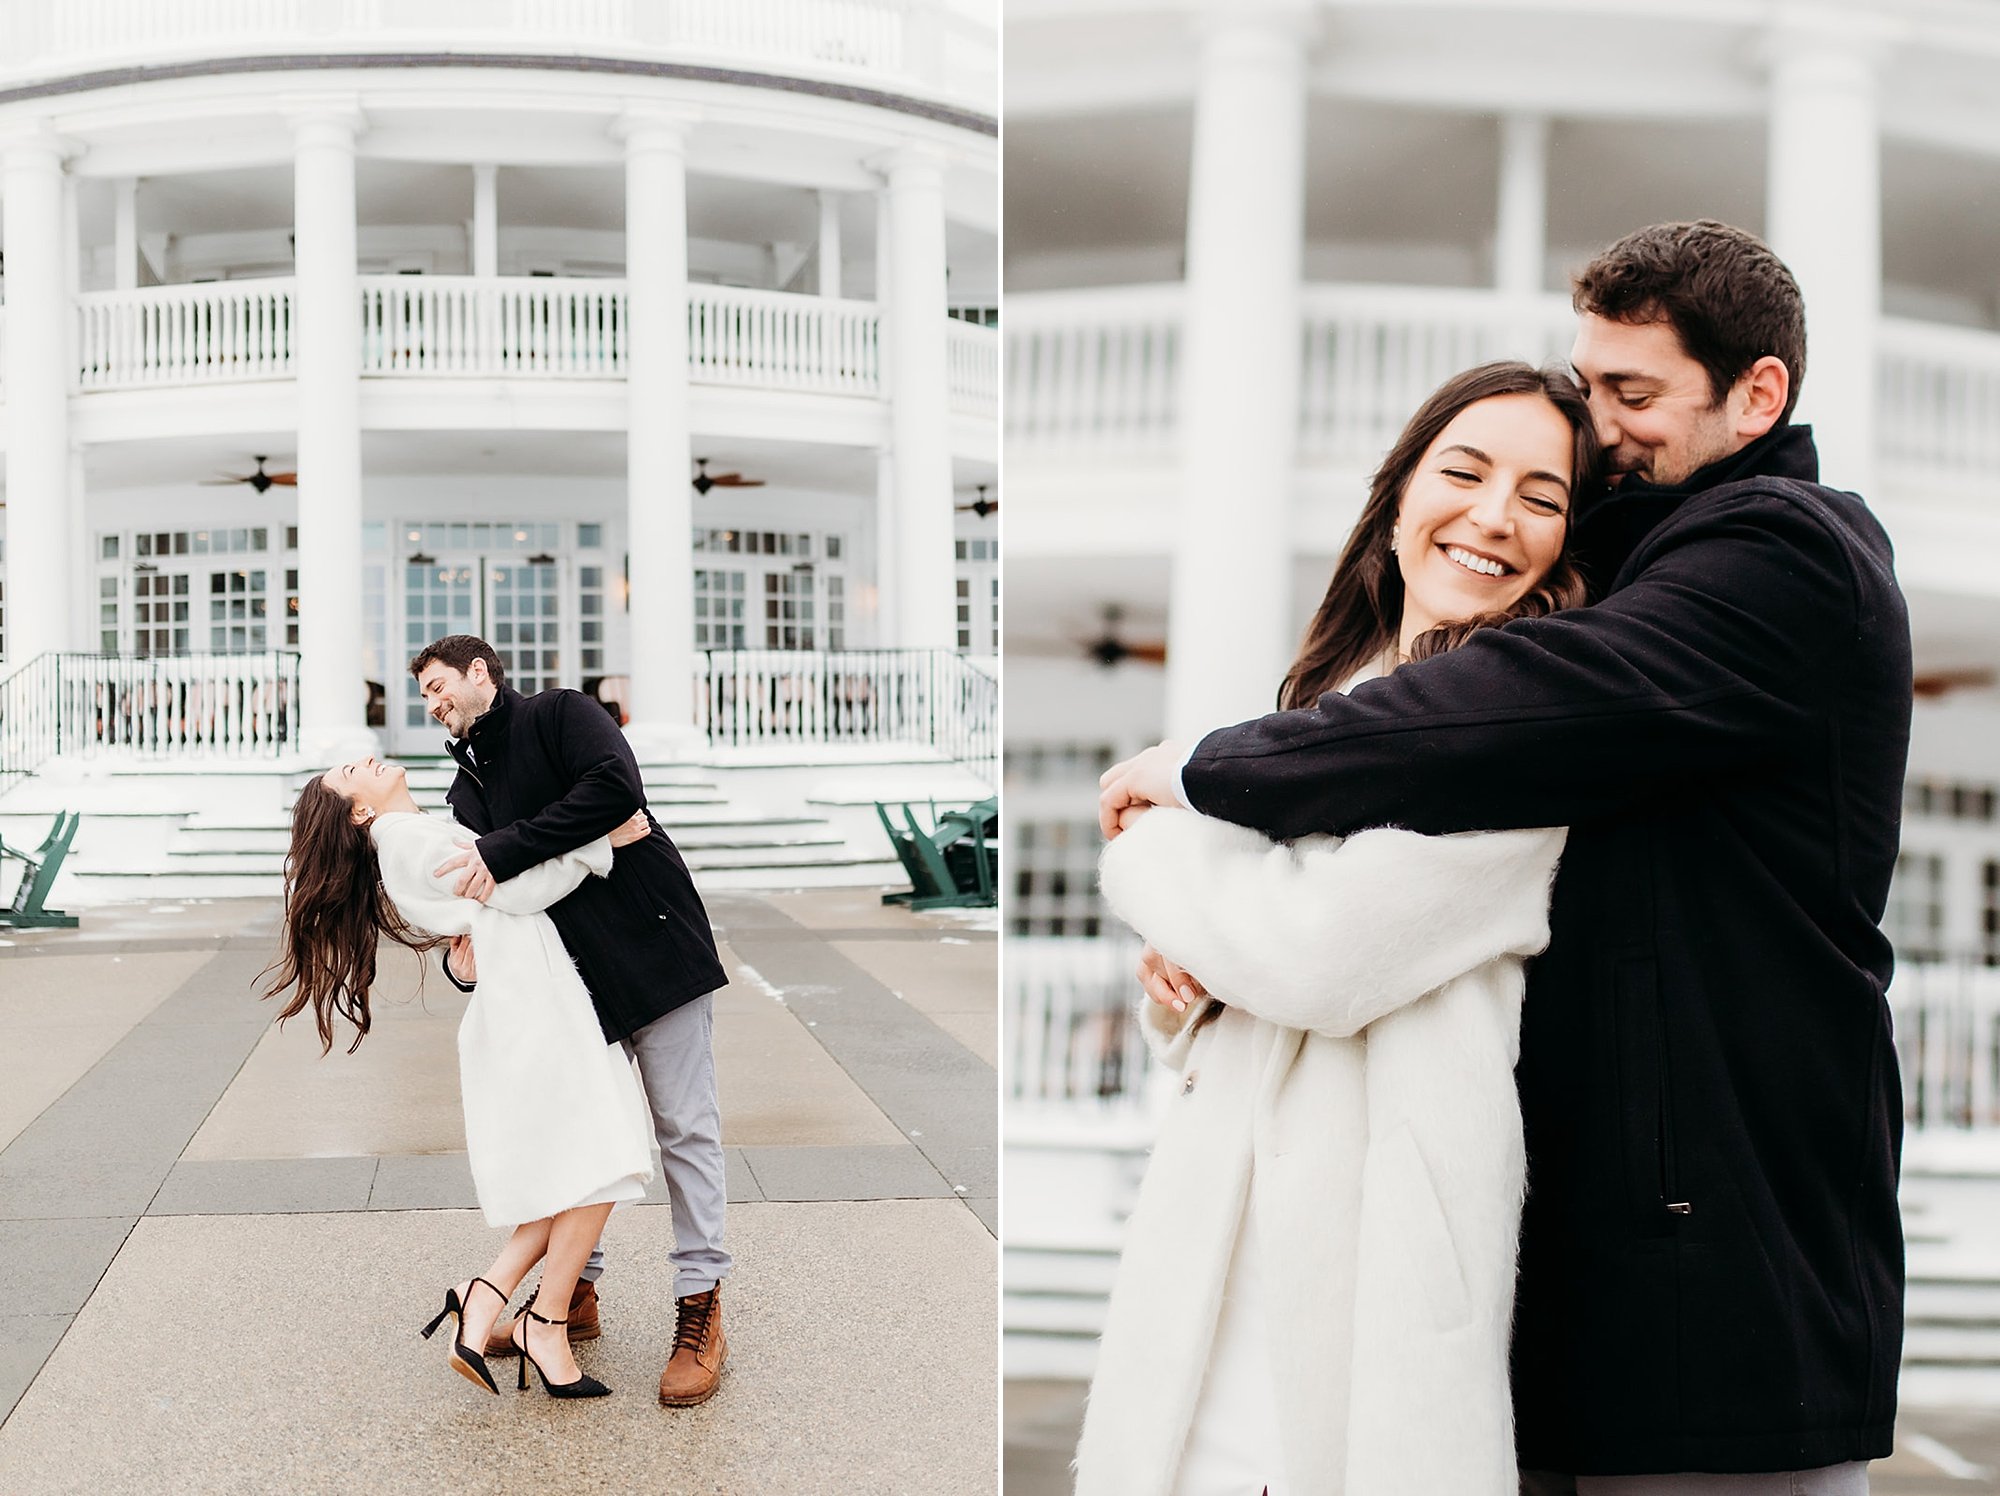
[1665,1201,1693,1216]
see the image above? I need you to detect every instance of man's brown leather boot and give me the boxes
[657,1285,726,1406]
[485,1279,600,1356]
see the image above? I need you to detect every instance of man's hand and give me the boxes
[607,809,651,848]
[445,934,476,985]
[1098,740,1187,840]
[1136,944,1209,1014]
[435,844,497,903]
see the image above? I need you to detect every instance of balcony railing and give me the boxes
[688,286,882,396]
[0,651,300,777]
[56,278,998,407]
[1007,285,2000,488]
[0,0,928,89]
[694,647,996,783]
[1005,934,1153,1123]
[1001,937,2000,1140]
[76,280,294,390]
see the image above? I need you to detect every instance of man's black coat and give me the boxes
[1182,426,1911,1475]
[444,685,727,1044]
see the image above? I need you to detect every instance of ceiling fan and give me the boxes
[1912,667,1997,699]
[201,456,296,494]
[957,483,998,519]
[692,458,765,495]
[1082,605,1167,668]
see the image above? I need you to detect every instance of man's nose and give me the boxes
[1589,395,1622,451]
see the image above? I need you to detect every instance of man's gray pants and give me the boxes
[579,992,732,1299]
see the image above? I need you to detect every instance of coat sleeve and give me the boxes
[479,835,614,915]
[1098,810,1563,1039]
[376,819,613,927]
[1182,490,1872,839]
[474,692,644,882]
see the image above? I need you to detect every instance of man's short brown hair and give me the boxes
[409,634,507,688]
[1572,220,1807,423]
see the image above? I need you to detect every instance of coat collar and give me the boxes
[452,683,523,766]
[1573,424,1820,593]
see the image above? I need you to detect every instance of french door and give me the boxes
[392,554,568,752]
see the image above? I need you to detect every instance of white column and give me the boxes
[618,110,701,757]
[113,178,138,290]
[817,189,842,298]
[1766,15,1882,497]
[471,162,498,277]
[872,448,898,645]
[883,146,956,652]
[1495,112,1548,298]
[1165,2,1313,742]
[292,110,373,761]
[67,447,89,653]
[3,132,73,664]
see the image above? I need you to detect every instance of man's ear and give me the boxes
[1734,355,1790,441]
[466,656,490,689]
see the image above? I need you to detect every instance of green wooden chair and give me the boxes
[876,797,998,910]
[0,811,81,929]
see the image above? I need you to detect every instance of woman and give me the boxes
[263,756,657,1400]
[1075,362,1600,1496]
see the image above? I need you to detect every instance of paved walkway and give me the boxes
[0,887,997,1495]
[1003,1381,2000,1494]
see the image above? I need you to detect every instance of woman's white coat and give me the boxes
[371,812,656,1229]
[1076,809,1565,1496]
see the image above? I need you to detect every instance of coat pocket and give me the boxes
[1614,955,1685,1231]
[1372,1122,1473,1334]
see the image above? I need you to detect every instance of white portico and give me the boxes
[0,0,998,791]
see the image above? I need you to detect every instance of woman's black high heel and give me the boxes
[420,1276,506,1395]
[512,1295,611,1398]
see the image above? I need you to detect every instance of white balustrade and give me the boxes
[1891,959,2000,1132]
[76,280,294,390]
[1004,283,1183,452]
[1005,934,1154,1117]
[946,317,998,417]
[1878,317,2000,484]
[359,276,626,377]
[687,286,880,396]
[1297,285,1574,463]
[693,649,992,777]
[0,0,915,84]
[9,651,301,761]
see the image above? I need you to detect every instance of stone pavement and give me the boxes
[1003,1381,2000,1494]
[0,886,997,1495]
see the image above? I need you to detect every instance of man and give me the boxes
[412,633,733,1408]
[1100,222,1910,1492]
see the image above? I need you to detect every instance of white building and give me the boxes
[1003,0,2000,1392]
[0,1,997,890]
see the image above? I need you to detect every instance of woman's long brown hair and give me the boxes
[260,777,443,1054]
[1279,362,1603,710]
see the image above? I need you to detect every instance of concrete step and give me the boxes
[1002,1292,1110,1339]
[1003,1246,1122,1297]
[1904,1324,2000,1366]
[1002,1332,1101,1384]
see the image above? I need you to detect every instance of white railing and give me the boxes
[1004,283,1183,452]
[687,286,881,396]
[1891,958,2000,1132]
[1006,934,1153,1119]
[1878,317,2000,483]
[693,648,993,777]
[0,651,300,763]
[64,279,965,399]
[946,317,998,417]
[1297,285,1573,463]
[0,0,923,88]
[359,276,626,377]
[76,280,295,391]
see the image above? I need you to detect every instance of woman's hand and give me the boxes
[1137,944,1209,1013]
[608,809,651,848]
[446,933,476,985]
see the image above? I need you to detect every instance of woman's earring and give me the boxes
[1389,521,1400,554]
